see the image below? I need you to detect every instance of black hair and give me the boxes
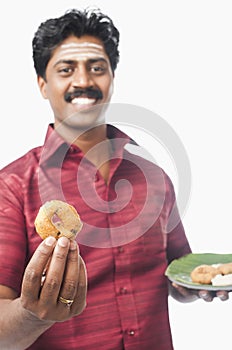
[32,8,120,79]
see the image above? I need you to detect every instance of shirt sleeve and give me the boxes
[0,173,27,295]
[161,171,192,264]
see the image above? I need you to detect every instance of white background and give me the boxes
[1,0,232,348]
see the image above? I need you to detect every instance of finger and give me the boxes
[172,282,190,296]
[198,290,214,302]
[21,236,56,304]
[216,290,229,301]
[58,240,80,303]
[72,255,87,315]
[40,237,70,305]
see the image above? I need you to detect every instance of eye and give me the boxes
[57,66,74,76]
[90,64,106,75]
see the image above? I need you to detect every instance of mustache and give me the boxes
[64,88,103,102]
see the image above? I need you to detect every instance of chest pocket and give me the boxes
[141,221,166,256]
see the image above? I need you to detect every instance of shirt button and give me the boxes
[120,287,128,294]
[118,246,124,253]
[127,330,135,336]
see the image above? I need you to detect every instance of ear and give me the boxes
[37,76,48,99]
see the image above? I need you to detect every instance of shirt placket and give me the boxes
[92,148,140,348]
[113,243,140,347]
[105,183,140,348]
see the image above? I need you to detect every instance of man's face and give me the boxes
[38,35,114,130]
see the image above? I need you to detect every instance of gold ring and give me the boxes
[58,296,74,307]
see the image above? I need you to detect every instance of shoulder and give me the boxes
[0,146,42,198]
[0,146,42,177]
[124,143,173,183]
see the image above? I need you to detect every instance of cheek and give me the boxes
[104,79,114,101]
[108,82,114,99]
[45,83,67,108]
[45,84,65,111]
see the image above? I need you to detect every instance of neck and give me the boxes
[55,122,111,183]
[76,125,112,184]
[54,122,107,153]
[72,124,108,154]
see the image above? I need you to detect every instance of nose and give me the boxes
[72,65,93,88]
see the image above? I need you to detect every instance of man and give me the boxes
[0,8,229,350]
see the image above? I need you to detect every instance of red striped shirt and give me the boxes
[0,124,191,349]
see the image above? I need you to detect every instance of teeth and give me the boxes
[71,97,96,105]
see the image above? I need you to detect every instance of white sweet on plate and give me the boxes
[211,273,232,286]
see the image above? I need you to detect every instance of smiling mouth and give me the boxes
[71,97,97,106]
[64,88,103,107]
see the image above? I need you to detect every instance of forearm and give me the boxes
[0,298,54,350]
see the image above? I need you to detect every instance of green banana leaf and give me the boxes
[165,253,232,291]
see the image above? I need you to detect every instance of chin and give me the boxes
[55,111,104,142]
[69,102,109,127]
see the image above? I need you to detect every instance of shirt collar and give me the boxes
[39,124,70,165]
[40,123,137,166]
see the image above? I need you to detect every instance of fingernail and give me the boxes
[45,236,56,246]
[199,291,208,298]
[58,236,69,247]
[218,294,227,301]
[70,240,77,251]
